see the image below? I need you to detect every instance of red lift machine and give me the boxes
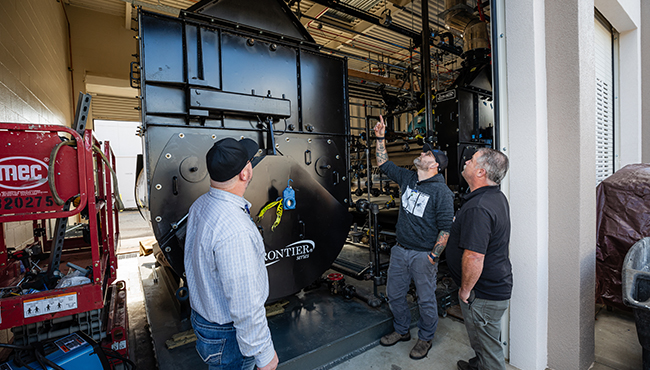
[0,94,128,368]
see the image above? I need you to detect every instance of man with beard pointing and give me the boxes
[374,115,454,360]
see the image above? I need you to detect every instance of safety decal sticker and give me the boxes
[112,340,127,351]
[23,292,77,318]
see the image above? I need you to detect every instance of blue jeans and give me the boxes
[191,310,256,370]
[386,244,439,341]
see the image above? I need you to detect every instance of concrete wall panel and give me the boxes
[504,0,549,368]
[545,0,596,369]
[642,1,650,163]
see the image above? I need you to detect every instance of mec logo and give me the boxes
[0,157,49,190]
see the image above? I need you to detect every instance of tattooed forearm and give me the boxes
[376,140,388,166]
[431,230,449,257]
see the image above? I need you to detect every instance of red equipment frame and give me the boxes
[0,123,120,331]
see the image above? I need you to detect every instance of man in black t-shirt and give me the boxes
[446,148,512,370]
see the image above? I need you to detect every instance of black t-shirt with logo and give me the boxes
[446,186,513,300]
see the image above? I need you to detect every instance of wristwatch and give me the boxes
[428,253,439,264]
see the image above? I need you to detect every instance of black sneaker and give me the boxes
[379,331,411,346]
[457,359,479,370]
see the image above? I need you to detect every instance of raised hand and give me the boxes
[374,115,385,138]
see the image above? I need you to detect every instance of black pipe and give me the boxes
[364,103,373,204]
[349,101,383,108]
[422,0,433,139]
[397,6,447,30]
[349,92,383,102]
[370,203,382,297]
[335,257,370,272]
[320,45,410,71]
[351,285,382,307]
[331,261,369,280]
[383,106,420,118]
[490,0,500,151]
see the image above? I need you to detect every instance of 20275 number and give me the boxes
[1,196,54,210]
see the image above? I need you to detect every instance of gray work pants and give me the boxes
[459,296,509,370]
[386,244,438,341]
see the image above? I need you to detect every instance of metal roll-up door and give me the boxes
[91,94,141,122]
[595,13,615,184]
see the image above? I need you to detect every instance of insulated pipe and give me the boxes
[443,0,489,53]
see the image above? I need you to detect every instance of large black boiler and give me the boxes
[134,0,352,301]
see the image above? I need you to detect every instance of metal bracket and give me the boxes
[190,88,291,118]
[47,201,72,278]
[73,92,92,136]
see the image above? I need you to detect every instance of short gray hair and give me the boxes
[475,148,509,185]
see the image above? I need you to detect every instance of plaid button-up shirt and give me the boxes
[184,187,274,367]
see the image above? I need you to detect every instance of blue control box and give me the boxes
[2,332,109,370]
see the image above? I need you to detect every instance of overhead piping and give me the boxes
[308,22,404,56]
[306,0,421,40]
[300,13,416,54]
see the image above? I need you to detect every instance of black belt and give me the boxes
[396,242,411,250]
[396,242,426,252]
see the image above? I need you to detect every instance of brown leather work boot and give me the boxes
[409,338,432,360]
[379,331,411,346]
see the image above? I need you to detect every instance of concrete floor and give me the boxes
[115,210,643,370]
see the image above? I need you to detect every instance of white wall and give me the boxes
[93,120,143,209]
[595,0,643,167]
[502,0,643,369]
[502,0,549,367]
[643,1,650,164]
[616,28,643,167]
[545,0,597,367]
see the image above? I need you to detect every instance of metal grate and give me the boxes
[91,95,142,122]
[595,15,615,185]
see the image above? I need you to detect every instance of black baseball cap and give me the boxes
[422,143,448,172]
[206,138,259,182]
